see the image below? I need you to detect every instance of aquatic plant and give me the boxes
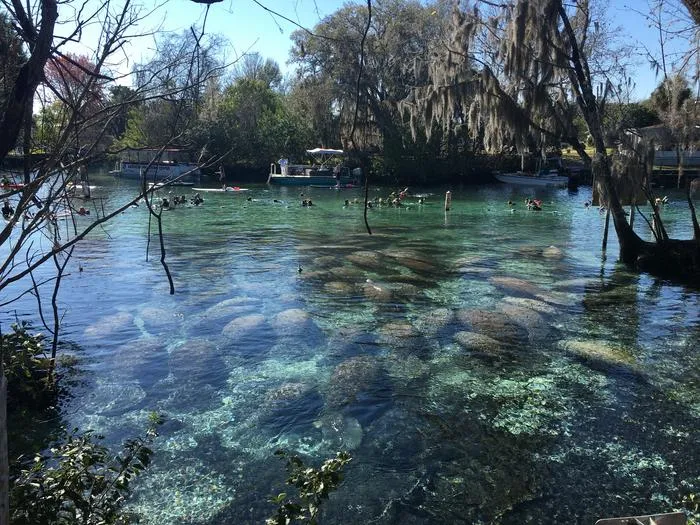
[267,450,351,525]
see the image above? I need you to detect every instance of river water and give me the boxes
[3,173,699,523]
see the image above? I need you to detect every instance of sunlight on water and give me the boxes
[2,174,698,524]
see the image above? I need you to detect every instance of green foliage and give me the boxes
[33,102,69,154]
[681,492,699,525]
[266,450,352,525]
[1,321,54,409]
[10,414,163,525]
[601,102,660,144]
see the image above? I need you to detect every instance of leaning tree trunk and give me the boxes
[559,2,700,286]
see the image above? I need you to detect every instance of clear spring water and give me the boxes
[2,173,698,524]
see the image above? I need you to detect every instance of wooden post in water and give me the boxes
[444,191,451,211]
[602,208,610,251]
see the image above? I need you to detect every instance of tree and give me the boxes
[234,52,282,90]
[649,74,699,187]
[107,85,139,140]
[0,1,225,521]
[289,0,446,153]
[403,0,699,285]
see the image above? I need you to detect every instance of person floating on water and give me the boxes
[526,198,542,211]
[2,200,14,219]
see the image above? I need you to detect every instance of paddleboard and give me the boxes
[192,187,250,192]
[148,181,195,188]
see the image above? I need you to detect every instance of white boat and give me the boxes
[268,148,361,186]
[191,187,250,193]
[111,149,201,182]
[494,170,569,187]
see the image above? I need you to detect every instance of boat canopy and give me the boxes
[306,148,343,156]
[306,148,344,168]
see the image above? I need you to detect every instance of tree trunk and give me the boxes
[0,371,7,525]
[0,0,58,160]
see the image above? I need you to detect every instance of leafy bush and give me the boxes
[10,413,163,525]
[267,450,352,525]
[1,321,55,409]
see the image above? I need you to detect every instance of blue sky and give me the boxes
[69,0,693,100]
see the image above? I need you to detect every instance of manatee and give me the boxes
[320,413,363,450]
[502,296,558,315]
[497,303,550,342]
[456,309,529,347]
[265,381,312,403]
[542,245,564,259]
[346,250,386,270]
[84,311,135,338]
[489,276,544,296]
[326,265,366,280]
[203,297,259,320]
[221,313,266,339]
[453,331,503,354]
[392,255,436,273]
[325,355,381,408]
[413,307,454,335]
[271,308,311,332]
[535,290,578,307]
[169,337,226,385]
[312,255,338,268]
[138,306,179,330]
[557,339,637,368]
[361,280,393,302]
[324,281,355,295]
[112,336,167,378]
